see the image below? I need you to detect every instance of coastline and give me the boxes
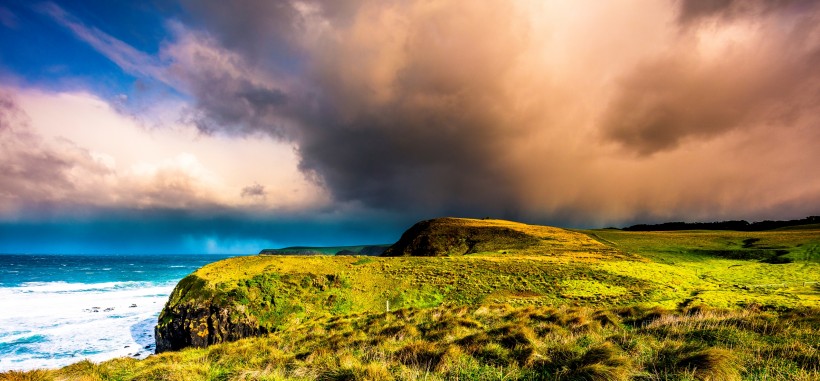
[0,280,172,372]
[0,253,236,372]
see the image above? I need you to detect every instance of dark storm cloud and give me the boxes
[178,0,361,65]
[158,23,301,138]
[156,0,820,222]
[170,0,533,216]
[178,0,304,63]
[38,0,820,225]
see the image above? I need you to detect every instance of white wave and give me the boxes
[9,280,175,294]
[0,280,175,372]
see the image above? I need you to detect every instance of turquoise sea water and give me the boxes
[0,253,237,372]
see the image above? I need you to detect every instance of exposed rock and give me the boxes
[155,302,265,353]
[154,275,267,353]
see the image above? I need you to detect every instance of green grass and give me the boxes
[6,304,819,380]
[158,225,819,339]
[586,228,820,308]
[157,254,662,337]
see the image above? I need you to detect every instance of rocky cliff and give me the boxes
[154,274,266,353]
[152,256,372,354]
[155,301,266,352]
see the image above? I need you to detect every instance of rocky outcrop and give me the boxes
[382,218,540,257]
[155,302,266,353]
[154,274,266,353]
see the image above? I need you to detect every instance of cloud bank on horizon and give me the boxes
[1,0,819,252]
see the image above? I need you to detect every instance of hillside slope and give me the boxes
[155,218,820,353]
[382,218,615,257]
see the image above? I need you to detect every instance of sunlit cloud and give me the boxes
[0,86,328,219]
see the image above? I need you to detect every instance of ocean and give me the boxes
[0,253,238,372]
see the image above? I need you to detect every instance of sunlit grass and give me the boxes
[153,222,820,347]
[7,304,819,380]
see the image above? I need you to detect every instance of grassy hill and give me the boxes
[381,218,617,257]
[3,217,819,380]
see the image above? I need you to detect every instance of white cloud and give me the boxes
[1,85,328,217]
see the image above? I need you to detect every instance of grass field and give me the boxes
[2,218,819,380]
[4,304,818,380]
[586,228,820,308]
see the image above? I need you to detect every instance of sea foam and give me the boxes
[0,280,174,371]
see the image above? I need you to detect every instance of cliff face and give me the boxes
[154,301,267,353]
[154,275,266,353]
[153,260,360,354]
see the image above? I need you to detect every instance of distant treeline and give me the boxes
[624,216,820,231]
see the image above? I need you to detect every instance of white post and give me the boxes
[386,300,390,313]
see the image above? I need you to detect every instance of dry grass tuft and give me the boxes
[676,348,743,381]
[394,340,443,369]
[0,370,53,381]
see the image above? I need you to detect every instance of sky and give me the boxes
[1,0,819,254]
